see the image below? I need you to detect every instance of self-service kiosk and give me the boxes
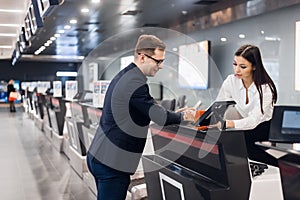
[81,105,101,153]
[42,94,53,140]
[33,93,45,131]
[48,97,66,151]
[65,98,92,178]
[81,105,102,194]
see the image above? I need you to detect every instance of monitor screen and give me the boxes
[269,106,300,143]
[281,110,300,134]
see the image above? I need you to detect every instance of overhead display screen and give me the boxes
[178,40,210,89]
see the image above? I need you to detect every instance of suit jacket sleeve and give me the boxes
[130,83,182,126]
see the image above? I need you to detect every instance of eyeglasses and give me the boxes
[138,53,164,65]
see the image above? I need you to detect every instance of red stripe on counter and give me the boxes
[151,128,219,155]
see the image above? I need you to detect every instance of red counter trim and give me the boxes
[151,127,219,155]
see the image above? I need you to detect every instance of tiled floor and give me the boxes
[0,106,96,200]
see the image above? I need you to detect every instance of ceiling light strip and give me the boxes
[0,45,13,49]
[0,9,24,13]
[0,33,17,37]
[0,24,21,27]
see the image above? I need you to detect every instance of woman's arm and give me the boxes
[231,85,274,129]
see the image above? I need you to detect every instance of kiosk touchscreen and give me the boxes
[193,100,236,127]
[269,105,300,143]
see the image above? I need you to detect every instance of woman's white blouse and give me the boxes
[216,74,274,130]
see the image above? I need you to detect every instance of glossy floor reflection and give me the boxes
[0,106,96,200]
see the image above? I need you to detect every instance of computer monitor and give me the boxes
[193,100,236,127]
[269,105,300,143]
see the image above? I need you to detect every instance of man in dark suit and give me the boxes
[87,34,195,200]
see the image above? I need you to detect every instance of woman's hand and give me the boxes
[225,120,235,128]
[208,120,235,129]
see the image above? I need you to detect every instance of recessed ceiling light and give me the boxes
[239,34,246,39]
[70,19,77,24]
[81,8,89,13]
[54,33,61,37]
[39,46,46,51]
[58,30,65,34]
[91,0,100,3]
[181,10,188,15]
[64,25,71,29]
[261,30,265,34]
[220,37,227,42]
[50,37,56,41]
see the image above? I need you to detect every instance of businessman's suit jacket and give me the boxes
[88,63,182,173]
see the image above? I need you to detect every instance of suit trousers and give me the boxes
[86,152,130,200]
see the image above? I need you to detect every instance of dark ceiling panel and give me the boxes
[14,0,299,62]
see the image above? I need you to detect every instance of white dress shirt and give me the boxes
[216,74,274,130]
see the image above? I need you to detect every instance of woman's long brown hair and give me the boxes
[235,45,277,114]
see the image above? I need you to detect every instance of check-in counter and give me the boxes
[81,104,102,194]
[27,90,38,119]
[33,93,45,131]
[42,94,53,139]
[253,105,300,200]
[143,123,283,200]
[65,100,89,178]
[256,142,300,199]
[48,97,66,151]
[143,124,251,200]
[81,104,101,153]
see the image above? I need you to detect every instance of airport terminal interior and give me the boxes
[0,0,300,199]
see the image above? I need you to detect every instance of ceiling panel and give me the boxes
[0,0,299,61]
[0,0,26,58]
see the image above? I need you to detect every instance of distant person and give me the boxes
[216,44,278,166]
[216,44,277,130]
[87,34,195,200]
[7,79,16,112]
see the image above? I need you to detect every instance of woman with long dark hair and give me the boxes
[217,44,277,129]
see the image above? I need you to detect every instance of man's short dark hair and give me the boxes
[135,34,166,56]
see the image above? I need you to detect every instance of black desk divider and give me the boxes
[49,97,66,135]
[68,101,87,156]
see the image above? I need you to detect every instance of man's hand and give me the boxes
[181,108,196,121]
